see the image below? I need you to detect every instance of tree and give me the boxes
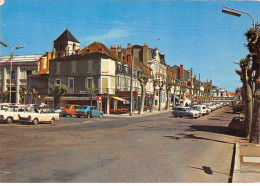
[150,79,159,112]
[49,84,67,107]
[30,89,38,104]
[0,90,9,103]
[19,87,27,104]
[137,76,149,114]
[158,80,166,111]
[87,87,98,106]
[245,28,260,144]
[165,83,172,110]
[235,55,253,140]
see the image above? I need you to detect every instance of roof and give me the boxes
[50,51,113,61]
[33,68,49,75]
[0,54,43,64]
[81,41,152,77]
[54,29,80,43]
[226,92,237,97]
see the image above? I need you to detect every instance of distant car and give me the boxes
[60,104,80,117]
[228,117,246,136]
[18,108,59,125]
[172,107,200,119]
[76,105,104,118]
[53,106,64,116]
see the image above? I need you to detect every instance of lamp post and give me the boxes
[0,41,24,103]
[222,6,256,29]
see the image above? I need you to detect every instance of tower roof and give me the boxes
[54,29,80,43]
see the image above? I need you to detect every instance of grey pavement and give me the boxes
[233,140,260,183]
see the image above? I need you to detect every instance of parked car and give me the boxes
[172,107,200,119]
[60,104,80,117]
[192,105,207,116]
[18,108,59,125]
[232,102,245,114]
[76,105,104,118]
[0,105,29,124]
[228,117,246,136]
[53,106,64,116]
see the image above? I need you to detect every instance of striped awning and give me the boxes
[44,97,97,101]
[112,96,128,102]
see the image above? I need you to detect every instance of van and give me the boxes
[192,105,207,116]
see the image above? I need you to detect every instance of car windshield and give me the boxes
[7,106,19,112]
[186,108,192,111]
[65,105,70,108]
[79,106,87,109]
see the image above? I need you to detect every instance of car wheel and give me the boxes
[50,118,55,125]
[99,114,103,119]
[189,115,193,119]
[77,115,81,118]
[173,114,178,118]
[7,117,13,124]
[70,114,74,118]
[179,116,182,118]
[32,118,38,125]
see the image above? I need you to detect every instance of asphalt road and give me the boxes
[0,106,239,183]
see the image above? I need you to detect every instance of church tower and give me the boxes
[53,29,80,57]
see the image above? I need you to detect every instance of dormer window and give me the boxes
[124,65,128,73]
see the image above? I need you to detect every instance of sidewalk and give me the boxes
[104,109,171,118]
[233,140,260,183]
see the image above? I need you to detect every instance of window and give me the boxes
[56,62,61,74]
[20,70,26,79]
[102,61,109,73]
[85,77,93,89]
[68,78,74,89]
[7,71,16,79]
[87,60,93,72]
[55,79,61,84]
[71,61,77,73]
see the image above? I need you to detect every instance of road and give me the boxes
[0,106,239,182]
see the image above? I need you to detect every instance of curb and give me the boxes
[232,141,240,183]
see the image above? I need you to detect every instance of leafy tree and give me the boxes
[86,87,99,106]
[0,90,9,103]
[245,28,260,144]
[235,55,253,140]
[49,84,67,107]
[19,87,27,104]
[137,76,149,114]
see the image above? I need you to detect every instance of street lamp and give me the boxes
[222,6,256,29]
[0,41,24,103]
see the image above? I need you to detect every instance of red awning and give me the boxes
[44,97,97,101]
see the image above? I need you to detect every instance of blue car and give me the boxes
[76,105,104,118]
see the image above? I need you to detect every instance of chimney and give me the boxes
[180,64,184,80]
[143,43,148,64]
[127,53,132,64]
[46,52,52,68]
[60,51,66,57]
[117,46,123,62]
[110,45,117,54]
[39,58,45,71]
[84,46,91,53]
[172,70,176,79]
[167,65,170,70]
[127,43,132,54]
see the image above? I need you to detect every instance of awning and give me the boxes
[44,97,97,101]
[112,96,128,102]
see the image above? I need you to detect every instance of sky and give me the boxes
[0,0,260,92]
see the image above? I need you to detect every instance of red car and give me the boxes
[228,117,246,136]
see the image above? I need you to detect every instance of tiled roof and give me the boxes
[33,68,49,75]
[0,54,43,64]
[81,41,152,77]
[54,29,80,43]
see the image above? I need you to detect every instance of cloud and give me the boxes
[81,23,133,44]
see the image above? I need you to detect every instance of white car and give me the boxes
[18,108,59,125]
[192,105,207,116]
[0,105,29,124]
